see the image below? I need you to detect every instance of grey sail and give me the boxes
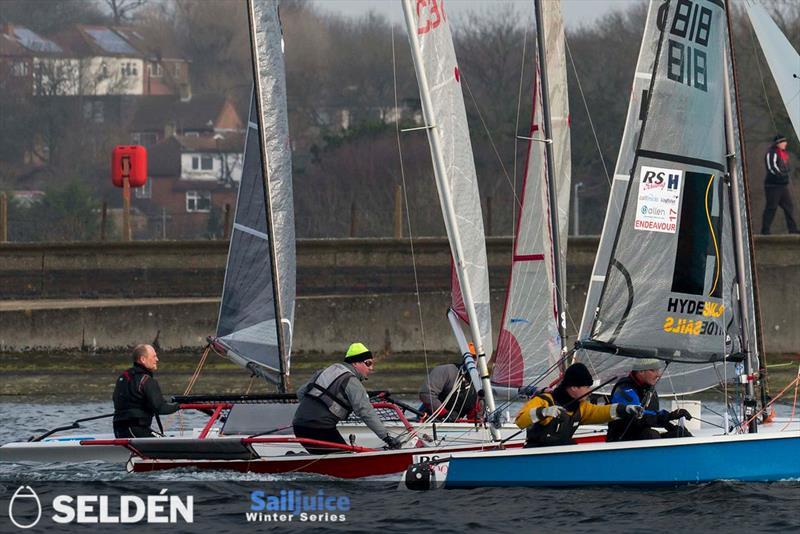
[577,0,662,342]
[578,0,746,394]
[215,0,295,389]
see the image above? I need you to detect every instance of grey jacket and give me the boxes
[293,362,389,439]
[419,363,461,412]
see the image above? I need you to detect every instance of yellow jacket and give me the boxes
[515,392,614,430]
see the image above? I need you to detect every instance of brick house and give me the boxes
[136,132,244,239]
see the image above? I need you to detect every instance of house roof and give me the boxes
[176,133,245,153]
[128,94,241,133]
[113,26,184,61]
[1,24,63,56]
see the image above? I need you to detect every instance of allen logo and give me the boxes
[8,486,42,529]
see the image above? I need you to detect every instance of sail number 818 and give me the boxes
[666,0,713,92]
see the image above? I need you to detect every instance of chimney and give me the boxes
[164,120,176,139]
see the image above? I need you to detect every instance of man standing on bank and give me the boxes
[606,358,693,442]
[292,342,402,454]
[113,344,180,438]
[762,134,798,235]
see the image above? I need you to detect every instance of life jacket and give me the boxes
[525,392,582,447]
[112,364,155,427]
[440,363,479,419]
[607,374,660,441]
[304,363,356,421]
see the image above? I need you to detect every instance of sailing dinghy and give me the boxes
[404,0,800,488]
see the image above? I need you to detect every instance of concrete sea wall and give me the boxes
[0,236,797,354]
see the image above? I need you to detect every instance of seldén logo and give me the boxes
[6,486,193,528]
[8,486,42,529]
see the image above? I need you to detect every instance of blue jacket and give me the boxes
[607,374,669,441]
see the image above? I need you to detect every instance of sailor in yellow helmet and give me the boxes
[292,342,402,454]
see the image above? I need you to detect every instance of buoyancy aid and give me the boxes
[113,364,156,427]
[305,363,356,420]
[525,390,582,447]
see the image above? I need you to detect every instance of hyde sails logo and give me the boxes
[8,486,42,529]
[634,166,683,234]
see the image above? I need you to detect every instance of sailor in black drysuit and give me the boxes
[113,344,179,438]
[292,342,402,454]
[607,358,693,442]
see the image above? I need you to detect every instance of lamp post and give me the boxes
[572,181,583,236]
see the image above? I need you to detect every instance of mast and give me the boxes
[401,0,499,439]
[722,1,757,432]
[246,0,288,392]
[534,0,568,359]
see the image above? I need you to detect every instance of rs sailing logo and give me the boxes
[8,486,42,529]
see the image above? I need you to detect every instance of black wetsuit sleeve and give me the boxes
[141,376,180,415]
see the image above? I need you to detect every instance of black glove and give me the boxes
[669,408,692,421]
[383,435,402,449]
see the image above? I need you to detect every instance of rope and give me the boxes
[739,369,800,432]
[780,365,800,432]
[564,34,611,186]
[391,24,431,386]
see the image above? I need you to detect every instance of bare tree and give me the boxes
[103,0,149,25]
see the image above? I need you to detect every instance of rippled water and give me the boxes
[1,400,798,533]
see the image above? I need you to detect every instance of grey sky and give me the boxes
[311,1,634,29]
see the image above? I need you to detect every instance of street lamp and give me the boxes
[572,181,584,236]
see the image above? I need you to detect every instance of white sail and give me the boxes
[215,0,295,389]
[401,1,492,356]
[744,0,800,140]
[492,1,570,394]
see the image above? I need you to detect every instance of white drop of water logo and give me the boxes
[8,485,42,529]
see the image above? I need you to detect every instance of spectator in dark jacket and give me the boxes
[762,134,798,234]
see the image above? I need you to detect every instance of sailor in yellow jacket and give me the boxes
[515,363,643,447]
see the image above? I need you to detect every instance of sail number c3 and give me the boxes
[415,0,446,35]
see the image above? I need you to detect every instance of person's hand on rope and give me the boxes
[536,405,566,421]
[668,408,692,421]
[383,435,403,449]
[616,404,644,419]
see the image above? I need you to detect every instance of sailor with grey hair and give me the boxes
[606,358,693,442]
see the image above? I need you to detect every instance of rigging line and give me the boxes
[391,25,430,379]
[747,18,779,133]
[564,33,611,186]
[780,365,799,432]
[461,75,518,206]
[705,174,721,296]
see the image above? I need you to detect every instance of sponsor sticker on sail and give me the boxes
[634,166,682,233]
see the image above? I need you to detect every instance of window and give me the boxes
[173,63,182,77]
[192,155,213,170]
[82,101,104,123]
[134,179,151,199]
[148,63,163,77]
[132,132,157,147]
[121,62,138,77]
[12,61,29,77]
[186,190,211,212]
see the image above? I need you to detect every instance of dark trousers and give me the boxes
[762,185,798,234]
[620,425,693,441]
[292,424,348,455]
[113,422,155,438]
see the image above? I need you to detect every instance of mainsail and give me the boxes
[577,0,753,394]
[401,1,492,356]
[215,0,295,390]
[492,0,571,394]
[744,0,800,140]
